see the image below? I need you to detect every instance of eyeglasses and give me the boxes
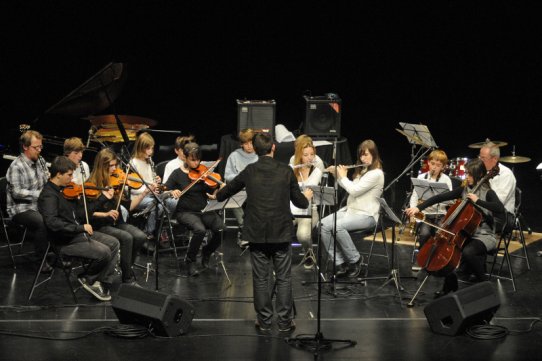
[29,145,43,151]
[478,155,493,161]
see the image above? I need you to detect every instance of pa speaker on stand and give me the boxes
[303,94,341,139]
[237,99,276,138]
[112,284,195,337]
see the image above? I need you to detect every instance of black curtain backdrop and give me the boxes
[2,3,541,230]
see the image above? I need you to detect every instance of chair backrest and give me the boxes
[0,177,9,218]
[155,160,169,180]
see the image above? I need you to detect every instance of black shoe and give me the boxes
[335,263,348,278]
[141,240,156,253]
[182,261,199,277]
[346,257,363,278]
[278,320,296,333]
[201,252,211,268]
[255,320,271,333]
[40,261,53,274]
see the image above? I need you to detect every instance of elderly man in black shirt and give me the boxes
[217,133,312,333]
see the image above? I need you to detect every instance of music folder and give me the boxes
[411,178,449,200]
[202,190,247,212]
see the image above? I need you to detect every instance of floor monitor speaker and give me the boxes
[303,94,341,138]
[424,281,500,336]
[237,100,275,138]
[112,284,195,336]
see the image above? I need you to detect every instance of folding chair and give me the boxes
[0,176,28,269]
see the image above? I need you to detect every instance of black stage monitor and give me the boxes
[237,99,275,138]
[303,94,341,138]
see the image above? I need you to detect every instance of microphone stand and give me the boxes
[287,138,356,356]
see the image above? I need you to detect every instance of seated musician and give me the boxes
[320,140,384,278]
[162,135,196,213]
[6,130,49,269]
[164,142,224,277]
[129,132,164,239]
[224,128,258,248]
[289,137,323,269]
[63,137,90,184]
[85,148,148,286]
[405,158,505,297]
[38,156,120,301]
[409,149,453,270]
[288,134,326,172]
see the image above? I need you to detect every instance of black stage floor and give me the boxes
[1,229,541,361]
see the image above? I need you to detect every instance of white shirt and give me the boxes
[163,157,183,183]
[338,168,384,221]
[129,158,154,197]
[290,166,323,216]
[409,171,453,215]
[72,161,90,185]
[489,162,516,214]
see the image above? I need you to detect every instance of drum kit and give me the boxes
[418,139,531,179]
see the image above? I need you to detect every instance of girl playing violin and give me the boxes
[289,137,323,269]
[164,142,224,277]
[405,158,505,297]
[129,132,164,239]
[85,148,148,285]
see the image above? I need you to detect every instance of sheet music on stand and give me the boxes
[399,122,438,148]
[411,178,449,201]
[307,186,336,207]
[377,197,402,224]
[202,190,247,212]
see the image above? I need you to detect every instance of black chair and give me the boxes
[487,213,517,291]
[509,187,531,270]
[27,235,90,303]
[0,176,28,269]
[155,160,169,181]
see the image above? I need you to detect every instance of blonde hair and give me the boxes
[238,128,255,144]
[20,130,42,148]
[428,149,448,165]
[132,132,155,159]
[293,139,316,179]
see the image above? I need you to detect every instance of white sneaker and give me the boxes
[411,265,422,272]
[237,239,249,248]
[78,278,111,301]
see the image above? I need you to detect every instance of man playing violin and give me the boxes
[405,159,505,297]
[164,142,224,277]
[6,130,49,270]
[38,156,120,301]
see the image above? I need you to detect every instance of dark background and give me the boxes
[2,3,541,230]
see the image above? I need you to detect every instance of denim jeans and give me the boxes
[320,209,375,265]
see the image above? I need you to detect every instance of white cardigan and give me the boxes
[338,168,384,221]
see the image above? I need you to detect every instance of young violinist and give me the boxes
[129,132,163,239]
[405,158,505,296]
[289,137,323,269]
[409,150,453,270]
[63,137,90,185]
[162,135,195,214]
[321,139,384,278]
[224,128,258,248]
[38,156,120,301]
[164,142,224,277]
[85,148,148,285]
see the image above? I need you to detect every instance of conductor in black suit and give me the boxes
[217,133,313,333]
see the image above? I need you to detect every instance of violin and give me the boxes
[110,168,144,189]
[62,182,111,200]
[188,164,223,188]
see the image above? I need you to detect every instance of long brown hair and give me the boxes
[132,132,155,159]
[353,139,383,178]
[89,148,117,188]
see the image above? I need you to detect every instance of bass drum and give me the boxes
[448,157,470,179]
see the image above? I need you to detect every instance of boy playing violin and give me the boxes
[164,142,224,277]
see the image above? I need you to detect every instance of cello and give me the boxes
[416,165,500,276]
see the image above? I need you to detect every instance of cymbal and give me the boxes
[468,140,508,148]
[395,128,424,145]
[87,114,157,127]
[499,155,531,164]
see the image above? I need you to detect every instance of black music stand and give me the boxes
[286,184,356,355]
[369,197,407,306]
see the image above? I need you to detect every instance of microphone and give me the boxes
[321,172,329,186]
[86,126,96,148]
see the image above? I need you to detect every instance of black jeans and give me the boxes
[12,210,48,259]
[176,211,223,262]
[249,242,293,328]
[98,223,146,282]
